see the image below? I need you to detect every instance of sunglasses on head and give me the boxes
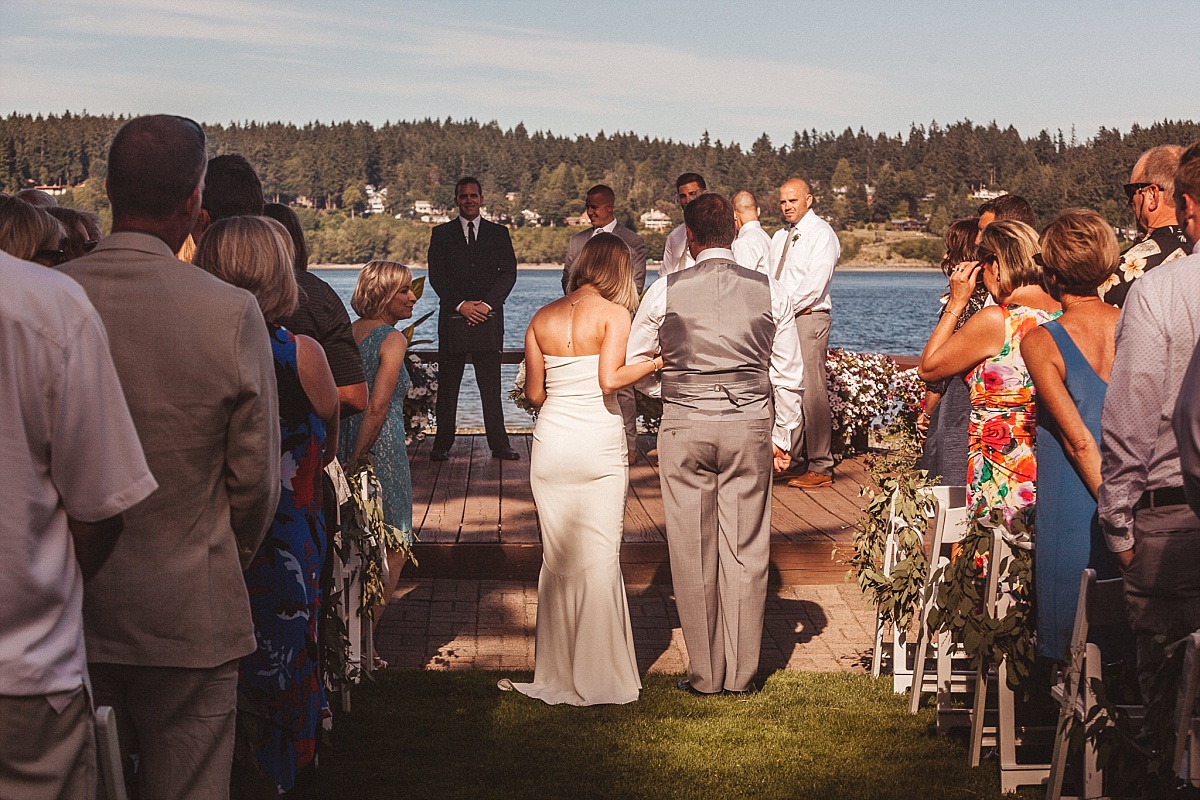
[35,248,67,266]
[1123,182,1155,201]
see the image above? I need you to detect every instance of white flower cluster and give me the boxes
[403,354,439,446]
[825,349,922,456]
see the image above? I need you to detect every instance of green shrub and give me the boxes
[890,236,946,264]
[837,231,863,263]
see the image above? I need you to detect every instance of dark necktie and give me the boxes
[467,220,476,247]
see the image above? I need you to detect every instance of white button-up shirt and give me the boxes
[768,210,840,313]
[659,223,694,276]
[732,220,773,274]
[626,247,804,451]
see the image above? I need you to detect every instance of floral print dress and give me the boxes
[239,324,329,794]
[966,304,1061,546]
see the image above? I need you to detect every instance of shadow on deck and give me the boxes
[408,433,870,587]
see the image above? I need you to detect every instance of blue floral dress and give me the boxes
[339,324,413,543]
[239,324,328,793]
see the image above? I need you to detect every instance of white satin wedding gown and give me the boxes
[506,353,641,705]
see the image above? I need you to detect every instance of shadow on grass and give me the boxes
[290,671,1037,800]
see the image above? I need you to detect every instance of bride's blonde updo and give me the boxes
[567,232,639,312]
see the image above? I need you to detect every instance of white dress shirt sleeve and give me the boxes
[767,275,804,451]
[626,277,666,396]
[787,220,840,312]
[660,225,688,276]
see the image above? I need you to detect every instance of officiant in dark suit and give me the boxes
[427,176,519,461]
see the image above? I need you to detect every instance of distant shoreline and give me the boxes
[312,262,944,274]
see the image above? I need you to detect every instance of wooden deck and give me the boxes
[407,433,871,586]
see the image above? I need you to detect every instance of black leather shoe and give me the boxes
[676,678,717,696]
[492,447,520,461]
[724,683,759,696]
[430,449,450,462]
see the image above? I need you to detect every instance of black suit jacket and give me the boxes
[427,216,518,353]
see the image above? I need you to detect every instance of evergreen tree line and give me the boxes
[5,111,1198,262]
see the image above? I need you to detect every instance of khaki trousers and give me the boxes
[658,416,773,693]
[89,660,239,800]
[0,687,95,800]
[793,311,834,476]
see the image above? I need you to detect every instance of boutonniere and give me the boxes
[791,232,801,245]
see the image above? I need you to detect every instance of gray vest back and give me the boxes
[659,258,775,421]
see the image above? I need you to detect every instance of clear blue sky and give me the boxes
[3,0,1195,148]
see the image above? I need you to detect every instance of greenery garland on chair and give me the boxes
[926,509,1037,688]
[846,429,936,632]
[322,458,416,692]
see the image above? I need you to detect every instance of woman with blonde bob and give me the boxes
[339,259,418,666]
[500,232,658,706]
[1021,208,1124,660]
[0,194,67,265]
[194,215,339,794]
[919,219,1060,540]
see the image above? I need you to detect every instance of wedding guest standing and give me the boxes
[772,178,840,489]
[1021,209,1123,661]
[918,220,1059,538]
[339,260,419,667]
[917,219,982,484]
[659,173,706,276]
[0,251,156,800]
[195,215,339,795]
[59,115,280,799]
[427,177,519,462]
[1101,141,1200,709]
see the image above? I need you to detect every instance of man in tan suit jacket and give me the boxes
[59,115,280,800]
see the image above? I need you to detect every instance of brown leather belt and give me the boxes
[795,309,829,318]
[1136,486,1188,510]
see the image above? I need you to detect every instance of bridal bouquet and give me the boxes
[509,359,538,418]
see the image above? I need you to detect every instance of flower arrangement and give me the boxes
[508,360,538,418]
[616,349,922,454]
[403,354,437,446]
[825,349,922,457]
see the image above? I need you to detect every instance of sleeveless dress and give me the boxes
[338,324,414,544]
[1033,320,1122,660]
[966,304,1060,541]
[508,354,641,705]
[239,324,328,793]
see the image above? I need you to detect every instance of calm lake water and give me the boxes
[313,268,947,427]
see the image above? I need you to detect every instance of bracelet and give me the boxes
[942,308,962,321]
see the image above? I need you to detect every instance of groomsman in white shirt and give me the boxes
[660,173,706,276]
[770,178,840,488]
[731,190,772,273]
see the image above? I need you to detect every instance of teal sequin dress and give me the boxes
[339,325,414,545]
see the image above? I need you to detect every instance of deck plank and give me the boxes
[416,436,473,543]
[459,436,502,543]
[499,435,539,544]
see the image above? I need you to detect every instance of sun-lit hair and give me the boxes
[193,215,298,322]
[1137,144,1183,204]
[978,219,1041,298]
[46,206,102,261]
[1175,141,1200,213]
[351,260,414,320]
[0,195,65,262]
[567,232,638,312]
[941,219,979,276]
[1038,208,1119,298]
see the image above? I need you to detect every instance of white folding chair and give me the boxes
[1173,631,1200,787]
[908,486,976,734]
[1046,568,1139,800]
[94,705,128,800]
[869,489,922,692]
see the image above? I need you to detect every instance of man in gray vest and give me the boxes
[626,193,804,694]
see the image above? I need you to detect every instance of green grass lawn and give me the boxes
[290,671,1038,799]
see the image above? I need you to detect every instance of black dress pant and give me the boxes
[433,350,510,453]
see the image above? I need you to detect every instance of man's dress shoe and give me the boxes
[430,449,450,462]
[492,447,520,461]
[676,678,718,696]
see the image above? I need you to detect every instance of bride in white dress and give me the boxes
[500,233,663,705]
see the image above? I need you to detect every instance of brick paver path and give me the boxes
[374,579,876,674]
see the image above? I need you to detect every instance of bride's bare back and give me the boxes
[529,290,617,357]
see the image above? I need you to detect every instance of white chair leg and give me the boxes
[95,705,128,800]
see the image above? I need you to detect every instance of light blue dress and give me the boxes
[339,324,413,545]
[1034,320,1121,660]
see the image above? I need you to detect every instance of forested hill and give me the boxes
[4,112,1199,230]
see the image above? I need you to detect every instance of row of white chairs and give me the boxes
[873,486,1148,797]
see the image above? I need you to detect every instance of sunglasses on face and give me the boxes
[1124,182,1155,201]
[35,248,67,266]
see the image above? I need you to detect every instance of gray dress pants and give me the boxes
[793,311,834,476]
[658,416,773,693]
